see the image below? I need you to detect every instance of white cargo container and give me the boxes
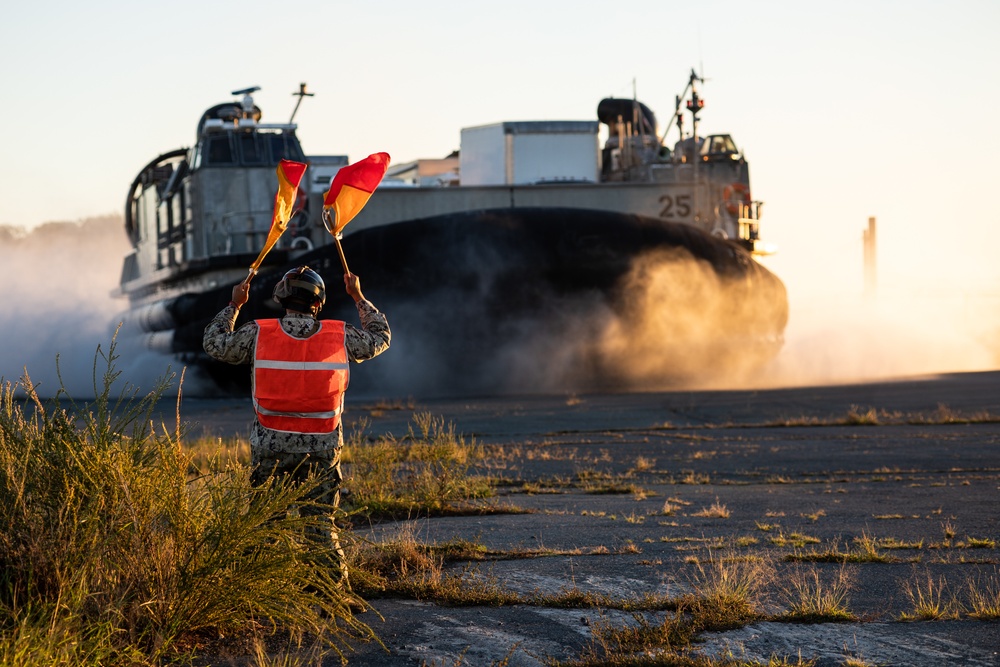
[459,121,600,186]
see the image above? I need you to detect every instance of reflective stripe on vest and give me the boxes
[252,319,349,434]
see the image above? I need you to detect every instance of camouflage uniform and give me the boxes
[203,301,390,580]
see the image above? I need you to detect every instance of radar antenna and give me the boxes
[231,86,261,119]
[290,83,314,123]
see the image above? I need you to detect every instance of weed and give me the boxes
[574,468,646,495]
[899,569,960,620]
[777,564,857,622]
[766,475,795,484]
[632,487,653,501]
[559,556,778,666]
[878,537,924,550]
[684,557,773,630]
[842,656,875,667]
[786,534,892,564]
[966,569,1000,619]
[845,406,879,425]
[966,537,996,549]
[942,521,957,539]
[692,499,730,519]
[342,412,494,520]
[632,456,656,472]
[769,532,821,548]
[680,471,710,485]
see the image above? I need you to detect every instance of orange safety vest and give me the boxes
[252,319,350,434]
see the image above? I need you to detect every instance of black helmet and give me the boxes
[272,266,326,314]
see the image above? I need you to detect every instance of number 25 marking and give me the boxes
[659,194,691,219]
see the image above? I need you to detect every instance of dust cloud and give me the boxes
[2,217,993,401]
[0,217,177,399]
[484,249,788,394]
[352,248,789,397]
[358,247,997,398]
[556,251,999,393]
[595,249,999,391]
[758,288,1000,388]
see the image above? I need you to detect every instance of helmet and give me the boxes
[272,266,326,314]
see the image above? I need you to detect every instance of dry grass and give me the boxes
[966,569,1000,619]
[632,455,657,472]
[769,532,821,549]
[899,569,960,620]
[777,564,857,623]
[786,533,893,564]
[556,558,775,666]
[692,499,731,519]
[342,412,495,520]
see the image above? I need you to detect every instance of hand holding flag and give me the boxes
[322,152,390,273]
[247,159,308,281]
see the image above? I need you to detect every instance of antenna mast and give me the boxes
[289,83,314,123]
[686,69,705,144]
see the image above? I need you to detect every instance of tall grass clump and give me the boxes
[684,557,772,630]
[966,568,1000,619]
[899,569,960,620]
[0,340,375,665]
[343,412,493,519]
[778,564,857,623]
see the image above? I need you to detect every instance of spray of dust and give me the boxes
[487,248,789,393]
[353,246,997,398]
[573,250,999,392]
[757,288,1000,388]
[7,217,989,401]
[351,247,789,397]
[0,217,179,399]
[576,248,998,391]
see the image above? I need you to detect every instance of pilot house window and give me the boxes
[269,133,306,163]
[200,131,305,167]
[708,135,737,155]
[205,135,233,165]
[238,133,265,165]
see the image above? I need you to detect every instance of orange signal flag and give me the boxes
[322,152,390,235]
[249,159,308,274]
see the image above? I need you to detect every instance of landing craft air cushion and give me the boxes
[115,72,788,396]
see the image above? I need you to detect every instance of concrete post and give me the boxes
[863,216,877,297]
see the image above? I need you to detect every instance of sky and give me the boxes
[1,0,998,392]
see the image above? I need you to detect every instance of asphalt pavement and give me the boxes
[177,371,1000,666]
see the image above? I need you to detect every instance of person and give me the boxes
[203,265,390,586]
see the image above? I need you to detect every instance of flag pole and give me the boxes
[334,236,350,275]
[323,209,351,275]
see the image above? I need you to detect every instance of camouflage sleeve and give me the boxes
[345,299,390,362]
[202,306,258,365]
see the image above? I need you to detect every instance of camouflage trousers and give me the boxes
[250,447,348,584]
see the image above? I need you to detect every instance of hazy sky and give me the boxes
[2,1,998,362]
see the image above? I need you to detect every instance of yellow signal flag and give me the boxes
[249,159,308,273]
